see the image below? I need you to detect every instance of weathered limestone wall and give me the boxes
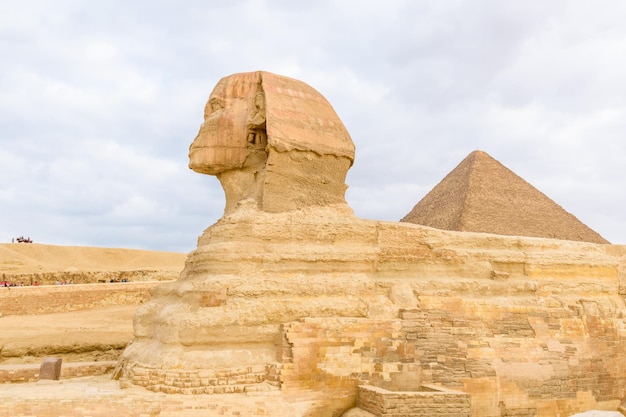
[0,282,168,316]
[279,303,625,416]
[119,206,626,417]
[0,361,116,384]
[355,385,471,417]
[129,366,279,394]
[126,364,278,395]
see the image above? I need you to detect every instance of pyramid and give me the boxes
[401,150,609,244]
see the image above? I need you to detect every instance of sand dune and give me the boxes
[0,243,187,275]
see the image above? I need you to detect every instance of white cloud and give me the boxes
[1,0,625,249]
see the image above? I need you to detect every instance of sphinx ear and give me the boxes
[246,91,267,149]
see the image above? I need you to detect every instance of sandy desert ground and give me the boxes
[0,242,186,275]
[0,304,137,364]
[0,243,186,364]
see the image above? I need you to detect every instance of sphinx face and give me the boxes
[188,77,250,175]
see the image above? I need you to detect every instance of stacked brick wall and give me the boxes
[278,296,626,417]
[125,364,279,394]
[279,318,404,392]
[356,384,470,417]
[0,361,116,383]
[0,282,168,316]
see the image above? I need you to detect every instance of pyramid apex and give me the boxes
[467,150,493,160]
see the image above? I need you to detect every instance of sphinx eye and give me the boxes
[209,97,224,112]
[204,97,225,119]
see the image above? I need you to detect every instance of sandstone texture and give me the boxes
[401,150,609,244]
[117,71,626,417]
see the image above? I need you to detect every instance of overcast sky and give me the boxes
[1,0,625,252]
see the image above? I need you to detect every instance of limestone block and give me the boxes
[39,357,62,380]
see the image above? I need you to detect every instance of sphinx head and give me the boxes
[189,71,355,215]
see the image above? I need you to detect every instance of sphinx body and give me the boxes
[118,71,626,417]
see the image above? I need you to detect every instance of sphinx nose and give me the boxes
[188,125,206,164]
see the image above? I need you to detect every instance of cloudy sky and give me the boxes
[1,0,625,252]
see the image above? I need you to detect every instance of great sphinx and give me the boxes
[118,71,626,417]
